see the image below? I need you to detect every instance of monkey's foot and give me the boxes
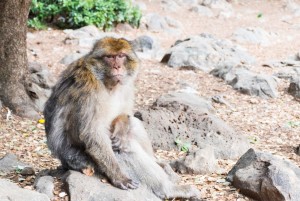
[82,167,95,176]
[112,178,139,190]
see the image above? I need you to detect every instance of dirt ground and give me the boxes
[1,0,300,200]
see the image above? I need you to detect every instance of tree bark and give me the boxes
[0,0,38,118]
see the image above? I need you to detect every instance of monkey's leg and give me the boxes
[157,161,180,182]
[82,166,95,176]
[60,146,95,175]
[83,133,139,190]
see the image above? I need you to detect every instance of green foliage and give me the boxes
[248,135,259,144]
[175,139,191,153]
[287,121,300,128]
[257,13,263,18]
[28,0,142,30]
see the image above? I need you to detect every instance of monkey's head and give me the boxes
[88,37,139,90]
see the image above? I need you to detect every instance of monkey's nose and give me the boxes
[113,65,121,69]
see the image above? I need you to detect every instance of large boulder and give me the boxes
[0,179,49,201]
[211,66,278,98]
[0,153,34,175]
[131,35,164,61]
[227,148,300,201]
[137,91,250,160]
[25,62,56,112]
[232,27,278,46]
[65,171,160,201]
[34,176,55,199]
[229,69,278,98]
[65,148,201,200]
[189,5,214,17]
[288,76,300,99]
[171,146,220,174]
[161,34,255,72]
[144,13,182,34]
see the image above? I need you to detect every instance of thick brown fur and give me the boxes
[44,37,139,190]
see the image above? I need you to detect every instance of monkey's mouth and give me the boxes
[111,74,123,83]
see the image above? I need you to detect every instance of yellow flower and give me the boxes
[38,119,45,124]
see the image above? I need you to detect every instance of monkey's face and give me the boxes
[91,37,139,89]
[103,53,128,85]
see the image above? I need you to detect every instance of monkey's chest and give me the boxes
[93,89,133,124]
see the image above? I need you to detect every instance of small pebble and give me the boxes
[59,192,67,197]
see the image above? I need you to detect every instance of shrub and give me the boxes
[28,0,142,30]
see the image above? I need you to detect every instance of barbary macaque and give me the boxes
[44,37,139,190]
[44,37,200,199]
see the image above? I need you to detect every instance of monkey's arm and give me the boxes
[110,114,131,153]
[80,129,138,190]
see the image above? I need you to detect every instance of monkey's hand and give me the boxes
[111,136,130,153]
[111,177,139,190]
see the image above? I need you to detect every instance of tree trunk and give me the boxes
[0,0,38,118]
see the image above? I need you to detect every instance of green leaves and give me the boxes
[287,121,300,128]
[257,13,263,18]
[28,0,142,30]
[175,139,191,153]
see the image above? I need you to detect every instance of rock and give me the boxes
[200,0,234,17]
[64,26,120,49]
[154,91,215,113]
[78,38,98,48]
[179,0,198,7]
[210,63,248,82]
[66,146,201,201]
[115,23,134,32]
[227,148,300,201]
[211,94,234,109]
[0,179,49,201]
[232,27,278,46]
[268,59,300,69]
[131,35,164,61]
[134,1,147,11]
[162,0,180,12]
[25,62,56,112]
[66,171,160,201]
[137,91,250,160]
[211,65,279,98]
[229,69,278,98]
[64,25,101,39]
[274,67,300,80]
[295,144,300,156]
[189,5,214,17]
[0,153,33,174]
[20,166,35,176]
[60,50,89,65]
[171,146,219,174]
[161,34,255,72]
[132,35,154,52]
[34,176,55,199]
[288,77,300,99]
[144,13,182,34]
[284,1,300,17]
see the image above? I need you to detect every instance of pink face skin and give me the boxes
[103,53,127,83]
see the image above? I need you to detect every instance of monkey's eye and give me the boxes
[117,54,126,58]
[104,55,114,59]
